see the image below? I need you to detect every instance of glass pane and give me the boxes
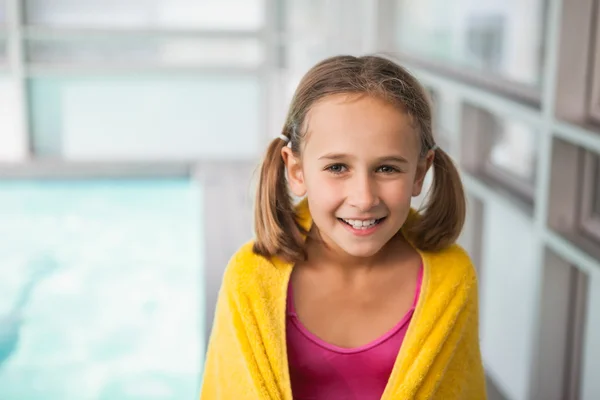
[25,0,264,30]
[394,0,547,88]
[487,118,538,183]
[26,37,262,68]
[465,104,538,200]
[28,76,261,159]
[0,179,203,399]
[469,105,538,184]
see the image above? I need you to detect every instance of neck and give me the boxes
[304,228,412,273]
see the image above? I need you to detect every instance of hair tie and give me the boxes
[279,134,292,148]
[431,144,439,151]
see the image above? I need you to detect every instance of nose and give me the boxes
[348,173,380,211]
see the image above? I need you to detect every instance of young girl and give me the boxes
[200,55,486,399]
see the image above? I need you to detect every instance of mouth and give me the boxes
[338,217,386,230]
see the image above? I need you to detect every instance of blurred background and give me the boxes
[0,0,598,399]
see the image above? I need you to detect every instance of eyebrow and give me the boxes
[318,153,410,164]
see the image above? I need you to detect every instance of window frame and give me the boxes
[379,0,549,107]
[462,103,537,204]
[536,251,588,400]
[482,158,536,202]
[2,0,274,159]
[579,151,600,241]
[390,52,541,107]
[22,30,265,71]
[588,0,600,122]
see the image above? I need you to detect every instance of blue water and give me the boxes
[0,179,204,400]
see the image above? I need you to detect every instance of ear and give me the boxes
[412,150,435,196]
[281,146,307,197]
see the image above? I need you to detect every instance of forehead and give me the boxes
[301,94,420,159]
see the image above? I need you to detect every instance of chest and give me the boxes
[289,265,421,349]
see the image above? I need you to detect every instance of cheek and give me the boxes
[380,178,415,202]
[304,172,342,206]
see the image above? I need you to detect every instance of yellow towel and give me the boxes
[200,200,487,399]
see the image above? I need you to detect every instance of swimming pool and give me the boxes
[0,179,204,399]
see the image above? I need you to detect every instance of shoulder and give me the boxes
[219,240,285,296]
[423,242,478,289]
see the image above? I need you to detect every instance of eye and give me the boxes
[377,165,400,174]
[326,164,347,174]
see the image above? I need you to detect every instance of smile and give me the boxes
[338,217,386,229]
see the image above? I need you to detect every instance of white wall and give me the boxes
[479,201,538,400]
[582,273,600,399]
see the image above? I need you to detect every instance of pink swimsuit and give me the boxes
[286,266,423,399]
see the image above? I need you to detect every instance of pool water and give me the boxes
[0,179,204,400]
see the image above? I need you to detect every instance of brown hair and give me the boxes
[253,55,466,263]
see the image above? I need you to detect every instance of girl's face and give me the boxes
[282,94,433,260]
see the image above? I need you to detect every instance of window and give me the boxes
[24,35,263,69]
[595,165,600,213]
[0,78,26,160]
[21,0,266,71]
[282,0,373,103]
[0,0,6,65]
[24,0,265,30]
[284,0,330,69]
[392,0,548,95]
[17,1,267,160]
[580,152,600,242]
[462,103,538,203]
[0,39,6,65]
[424,86,462,151]
[458,195,485,280]
[479,200,538,400]
[424,86,442,138]
[555,0,600,127]
[0,0,5,25]
[536,251,588,400]
[548,140,600,260]
[0,178,204,399]
[588,2,600,122]
[27,76,261,159]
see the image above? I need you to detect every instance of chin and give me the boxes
[337,241,388,259]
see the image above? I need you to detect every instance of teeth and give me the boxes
[342,218,379,228]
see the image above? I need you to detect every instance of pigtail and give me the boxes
[252,132,307,263]
[409,147,466,251]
